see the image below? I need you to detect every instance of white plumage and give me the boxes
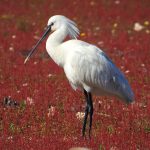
[25,15,134,137]
[46,15,134,103]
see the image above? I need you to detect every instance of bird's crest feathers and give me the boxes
[63,17,80,39]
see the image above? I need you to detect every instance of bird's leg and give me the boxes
[82,89,89,137]
[82,90,93,138]
[88,92,93,139]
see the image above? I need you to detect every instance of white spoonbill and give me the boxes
[24,15,134,138]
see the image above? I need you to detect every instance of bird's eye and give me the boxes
[51,22,54,26]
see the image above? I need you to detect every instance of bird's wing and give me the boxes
[63,40,134,102]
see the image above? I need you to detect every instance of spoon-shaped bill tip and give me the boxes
[24,56,29,64]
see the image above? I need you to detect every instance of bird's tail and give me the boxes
[122,91,134,104]
[118,77,134,104]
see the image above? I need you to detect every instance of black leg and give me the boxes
[88,92,93,138]
[82,89,93,138]
[82,90,89,137]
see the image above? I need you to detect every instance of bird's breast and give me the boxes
[46,45,65,67]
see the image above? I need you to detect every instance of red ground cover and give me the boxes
[0,0,150,149]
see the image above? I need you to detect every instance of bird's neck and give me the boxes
[47,26,67,47]
[46,27,67,67]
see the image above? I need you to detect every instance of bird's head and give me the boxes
[24,15,79,64]
[47,15,79,39]
[47,15,66,31]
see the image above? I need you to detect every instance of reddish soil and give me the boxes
[0,0,150,149]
